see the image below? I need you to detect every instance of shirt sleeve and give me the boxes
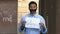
[40,16,47,34]
[19,17,25,33]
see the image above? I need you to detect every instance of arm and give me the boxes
[19,17,26,33]
[40,16,47,34]
[40,26,47,34]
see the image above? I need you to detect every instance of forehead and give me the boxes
[30,4,36,6]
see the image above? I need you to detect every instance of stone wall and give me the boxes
[0,0,17,34]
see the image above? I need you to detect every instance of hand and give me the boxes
[39,23,46,29]
[21,21,26,30]
[22,21,26,27]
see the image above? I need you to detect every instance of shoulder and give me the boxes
[36,14,45,20]
[22,13,29,19]
[36,14,44,18]
[20,13,29,21]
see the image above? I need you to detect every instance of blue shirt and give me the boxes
[19,13,47,34]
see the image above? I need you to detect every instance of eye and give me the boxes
[30,4,37,8]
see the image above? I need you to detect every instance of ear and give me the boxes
[36,7,37,10]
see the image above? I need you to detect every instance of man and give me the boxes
[19,1,47,34]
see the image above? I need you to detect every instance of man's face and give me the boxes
[29,4,37,14]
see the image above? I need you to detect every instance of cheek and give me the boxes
[29,6,37,9]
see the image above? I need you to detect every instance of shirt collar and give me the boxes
[29,13,37,17]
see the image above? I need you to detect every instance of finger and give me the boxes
[39,23,43,24]
[23,21,26,23]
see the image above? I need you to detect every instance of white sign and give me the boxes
[25,17,40,29]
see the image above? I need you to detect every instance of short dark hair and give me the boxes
[29,1,37,7]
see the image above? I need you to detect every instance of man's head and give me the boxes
[29,1,37,14]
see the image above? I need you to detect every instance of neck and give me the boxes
[30,12,36,16]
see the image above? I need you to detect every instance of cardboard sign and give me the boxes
[25,17,40,29]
